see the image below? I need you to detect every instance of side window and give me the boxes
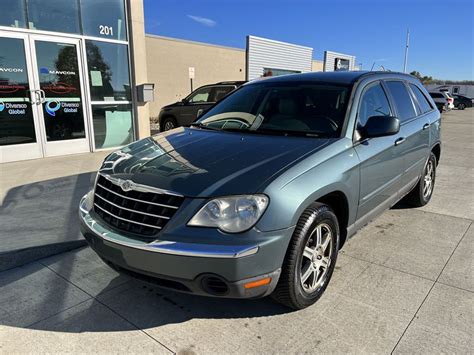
[385,81,417,121]
[209,86,235,102]
[188,87,211,103]
[409,84,433,113]
[358,83,391,127]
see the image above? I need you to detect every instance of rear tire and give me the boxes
[403,152,437,207]
[458,103,466,110]
[272,203,339,310]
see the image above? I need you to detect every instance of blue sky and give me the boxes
[144,0,473,81]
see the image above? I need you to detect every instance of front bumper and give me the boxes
[79,193,292,298]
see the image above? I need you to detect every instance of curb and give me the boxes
[0,240,88,272]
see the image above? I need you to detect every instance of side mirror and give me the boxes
[362,115,400,138]
[180,98,188,104]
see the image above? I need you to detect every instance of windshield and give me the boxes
[195,82,352,138]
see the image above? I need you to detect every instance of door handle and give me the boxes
[394,137,406,146]
[422,123,430,130]
[39,89,46,103]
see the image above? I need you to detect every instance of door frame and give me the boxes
[28,34,91,157]
[0,30,43,163]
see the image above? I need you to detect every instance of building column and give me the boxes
[128,0,150,139]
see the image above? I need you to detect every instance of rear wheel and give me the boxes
[404,152,437,207]
[458,103,466,110]
[272,203,339,310]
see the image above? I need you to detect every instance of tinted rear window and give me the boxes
[410,84,433,113]
[429,93,443,99]
[385,81,417,121]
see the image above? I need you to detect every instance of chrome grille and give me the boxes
[93,175,184,238]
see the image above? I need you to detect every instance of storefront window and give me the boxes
[0,0,27,28]
[81,0,127,41]
[27,0,81,34]
[92,104,133,149]
[86,40,131,101]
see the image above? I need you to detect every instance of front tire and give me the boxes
[272,203,339,310]
[458,103,466,110]
[160,117,177,131]
[404,152,437,207]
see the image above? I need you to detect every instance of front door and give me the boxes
[29,35,89,157]
[0,32,90,163]
[0,31,42,162]
[354,81,404,223]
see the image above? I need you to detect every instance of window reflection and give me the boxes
[81,0,127,41]
[0,37,36,146]
[92,104,133,149]
[0,0,27,28]
[86,41,131,101]
[27,0,81,34]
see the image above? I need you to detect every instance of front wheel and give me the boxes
[160,117,178,131]
[458,103,466,110]
[272,203,339,310]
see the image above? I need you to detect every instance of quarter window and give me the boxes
[409,84,433,113]
[385,81,417,121]
[358,83,391,127]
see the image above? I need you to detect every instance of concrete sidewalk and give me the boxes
[0,151,110,271]
[0,110,472,354]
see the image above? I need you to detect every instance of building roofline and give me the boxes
[145,33,246,52]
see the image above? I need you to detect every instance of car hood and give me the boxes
[99,127,332,197]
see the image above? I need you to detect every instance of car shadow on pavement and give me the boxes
[0,251,291,332]
[0,173,96,270]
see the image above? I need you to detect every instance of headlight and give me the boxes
[188,195,269,233]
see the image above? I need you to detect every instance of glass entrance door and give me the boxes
[0,31,42,163]
[29,35,90,157]
[0,32,90,163]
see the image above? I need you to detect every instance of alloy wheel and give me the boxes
[164,121,175,130]
[423,159,435,199]
[300,223,333,293]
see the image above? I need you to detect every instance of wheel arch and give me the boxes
[315,191,350,248]
[431,143,441,166]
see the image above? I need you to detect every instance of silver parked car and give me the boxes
[80,71,441,309]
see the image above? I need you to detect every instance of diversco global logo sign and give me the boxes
[0,101,4,112]
[45,100,61,116]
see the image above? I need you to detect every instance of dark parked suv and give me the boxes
[80,71,441,309]
[159,81,245,131]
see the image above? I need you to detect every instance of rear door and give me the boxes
[354,81,404,222]
[384,81,431,196]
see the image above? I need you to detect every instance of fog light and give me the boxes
[244,277,271,289]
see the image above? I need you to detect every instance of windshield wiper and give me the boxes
[189,122,222,131]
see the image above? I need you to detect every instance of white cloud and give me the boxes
[187,15,216,27]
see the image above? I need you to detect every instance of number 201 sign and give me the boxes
[99,25,114,36]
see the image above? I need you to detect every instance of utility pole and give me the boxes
[403,28,410,73]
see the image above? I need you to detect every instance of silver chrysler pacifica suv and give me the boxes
[80,71,441,309]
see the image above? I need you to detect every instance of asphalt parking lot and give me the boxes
[0,109,472,354]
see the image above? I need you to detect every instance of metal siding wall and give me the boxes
[246,36,313,80]
[323,51,356,72]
